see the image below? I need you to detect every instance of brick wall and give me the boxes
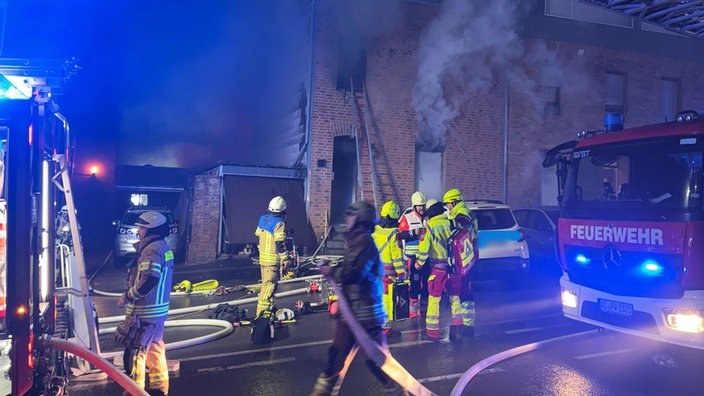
[186,174,220,264]
[306,2,704,238]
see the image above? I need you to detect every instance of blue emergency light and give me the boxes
[640,259,663,275]
[604,113,624,132]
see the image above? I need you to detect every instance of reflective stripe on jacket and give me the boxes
[398,210,425,257]
[255,213,287,265]
[126,235,174,324]
[372,225,404,277]
[416,214,452,269]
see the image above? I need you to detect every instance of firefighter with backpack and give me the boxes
[414,199,463,342]
[443,188,479,338]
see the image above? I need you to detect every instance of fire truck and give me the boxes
[544,110,704,350]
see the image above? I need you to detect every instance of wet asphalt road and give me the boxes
[67,257,704,396]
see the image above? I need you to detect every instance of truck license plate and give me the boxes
[599,298,633,316]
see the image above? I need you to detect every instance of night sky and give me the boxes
[5,0,310,177]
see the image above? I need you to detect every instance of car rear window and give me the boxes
[122,211,175,225]
[474,208,516,230]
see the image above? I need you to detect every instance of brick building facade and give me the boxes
[188,1,704,262]
[305,0,704,239]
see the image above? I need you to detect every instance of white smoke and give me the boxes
[412,0,527,151]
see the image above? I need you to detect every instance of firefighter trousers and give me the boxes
[128,323,168,395]
[311,320,400,396]
[460,272,476,328]
[257,263,280,317]
[426,265,462,338]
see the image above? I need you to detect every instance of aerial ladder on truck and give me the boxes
[0,58,139,395]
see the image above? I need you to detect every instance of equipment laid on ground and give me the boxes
[173,279,219,293]
[209,303,248,323]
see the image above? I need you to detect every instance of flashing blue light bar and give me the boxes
[604,113,623,132]
[575,254,590,265]
[641,260,663,275]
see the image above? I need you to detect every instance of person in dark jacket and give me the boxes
[311,201,404,396]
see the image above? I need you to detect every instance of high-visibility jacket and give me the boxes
[125,235,174,325]
[416,214,452,269]
[255,213,287,266]
[448,201,478,239]
[398,210,425,258]
[372,225,404,278]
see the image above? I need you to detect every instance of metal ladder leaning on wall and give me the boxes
[350,78,378,210]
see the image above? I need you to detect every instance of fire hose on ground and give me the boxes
[40,336,149,396]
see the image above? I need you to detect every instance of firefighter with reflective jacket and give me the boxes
[372,200,405,331]
[255,196,291,317]
[415,199,463,341]
[115,211,174,396]
[311,201,403,396]
[398,191,428,318]
[444,188,478,338]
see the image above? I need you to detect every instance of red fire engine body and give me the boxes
[549,111,704,349]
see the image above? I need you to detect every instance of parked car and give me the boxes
[465,200,530,287]
[401,200,530,286]
[113,206,179,258]
[512,207,561,276]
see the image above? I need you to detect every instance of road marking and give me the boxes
[180,337,432,363]
[573,348,632,360]
[503,323,573,335]
[197,357,296,373]
[418,367,504,384]
[180,340,331,362]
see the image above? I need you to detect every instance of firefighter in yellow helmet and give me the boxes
[254,196,292,317]
[414,199,462,341]
[115,211,174,396]
[444,188,478,338]
[372,200,405,333]
[398,191,428,318]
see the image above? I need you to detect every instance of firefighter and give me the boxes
[398,191,428,318]
[115,211,174,396]
[311,201,403,396]
[415,199,462,341]
[443,188,478,338]
[372,200,405,332]
[255,196,292,317]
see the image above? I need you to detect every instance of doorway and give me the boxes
[330,136,357,225]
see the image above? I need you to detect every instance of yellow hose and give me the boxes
[173,279,219,293]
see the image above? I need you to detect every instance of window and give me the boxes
[662,78,680,122]
[605,72,625,113]
[545,0,633,28]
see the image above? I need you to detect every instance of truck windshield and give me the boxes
[563,135,704,220]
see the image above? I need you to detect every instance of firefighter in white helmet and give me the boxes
[115,210,174,396]
[254,196,291,317]
[372,200,405,333]
[398,190,428,318]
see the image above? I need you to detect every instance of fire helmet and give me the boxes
[411,191,427,206]
[135,211,167,229]
[443,188,464,204]
[345,201,377,225]
[268,196,287,213]
[380,200,400,219]
[425,198,439,208]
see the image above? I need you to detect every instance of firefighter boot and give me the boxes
[449,325,463,343]
[310,373,338,396]
[147,390,166,396]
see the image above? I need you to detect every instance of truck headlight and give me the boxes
[561,287,578,308]
[664,308,704,333]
